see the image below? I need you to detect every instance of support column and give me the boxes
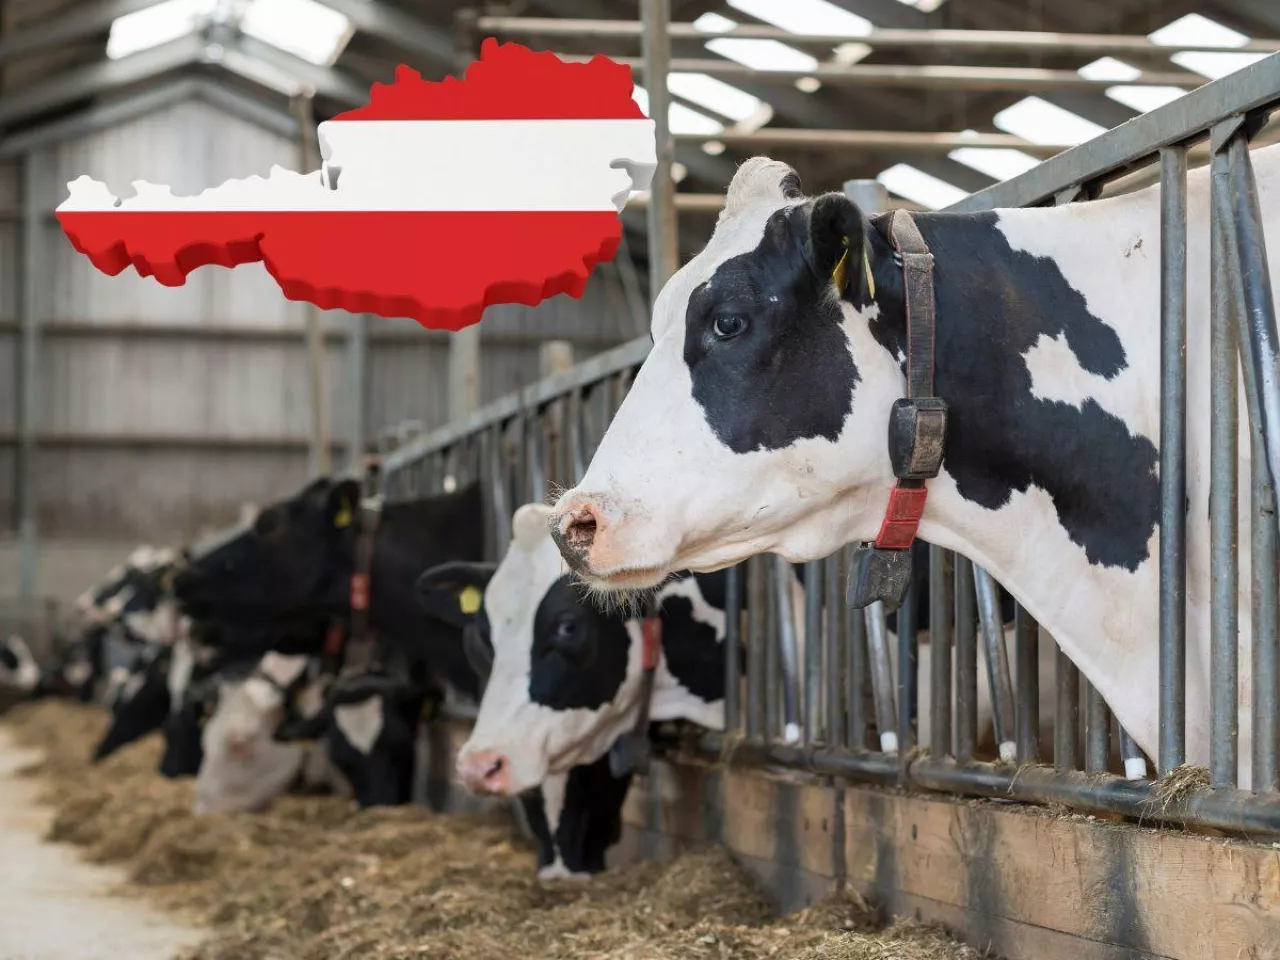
[17,149,42,598]
[641,0,677,302]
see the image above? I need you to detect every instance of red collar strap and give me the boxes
[323,621,347,660]
[848,210,947,610]
[641,617,663,671]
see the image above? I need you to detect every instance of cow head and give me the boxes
[193,652,311,814]
[93,643,172,762]
[320,671,425,807]
[174,477,360,622]
[425,504,724,797]
[550,158,903,589]
[516,754,632,879]
[0,635,41,694]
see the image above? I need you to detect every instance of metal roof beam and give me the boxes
[227,35,369,107]
[320,0,455,70]
[0,0,158,67]
[0,32,204,129]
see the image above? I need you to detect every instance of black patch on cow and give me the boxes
[659,595,723,704]
[0,643,17,672]
[892,211,1159,571]
[328,694,420,807]
[159,706,204,778]
[683,204,858,453]
[528,575,630,711]
[556,754,632,874]
[93,648,171,762]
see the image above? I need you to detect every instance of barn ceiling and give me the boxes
[0,0,1277,260]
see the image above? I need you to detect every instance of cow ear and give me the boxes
[807,192,867,301]
[415,562,497,629]
[326,479,361,530]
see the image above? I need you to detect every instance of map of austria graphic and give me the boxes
[54,40,657,332]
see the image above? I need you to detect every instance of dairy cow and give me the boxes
[550,153,1274,786]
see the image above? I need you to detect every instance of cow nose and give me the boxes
[457,750,510,795]
[226,734,254,759]
[552,501,606,571]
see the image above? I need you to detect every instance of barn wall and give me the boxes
[2,95,638,561]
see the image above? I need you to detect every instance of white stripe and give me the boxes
[58,119,656,214]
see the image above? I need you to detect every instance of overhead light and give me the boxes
[795,76,822,93]
[833,42,872,65]
[993,96,1107,146]
[703,140,726,155]
[671,162,688,183]
[1149,13,1266,81]
[877,163,967,210]
[106,0,215,59]
[693,12,738,33]
[1078,57,1185,113]
[727,0,872,37]
[633,85,725,137]
[240,0,354,66]
[896,0,949,9]
[948,146,1040,181]
[706,38,819,72]
[668,72,763,123]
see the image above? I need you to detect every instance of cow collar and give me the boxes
[846,210,948,611]
[608,603,663,779]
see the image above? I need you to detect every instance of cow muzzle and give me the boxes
[456,750,512,795]
[550,494,671,590]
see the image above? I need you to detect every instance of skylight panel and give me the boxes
[1149,12,1265,81]
[240,0,353,67]
[693,12,738,33]
[993,96,1107,146]
[705,37,819,72]
[106,0,215,59]
[633,85,725,137]
[948,146,1039,181]
[668,72,762,123]
[877,163,967,209]
[1149,13,1250,49]
[1078,58,1185,114]
[727,0,872,37]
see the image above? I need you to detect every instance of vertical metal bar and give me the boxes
[1055,648,1081,773]
[745,557,766,742]
[1159,144,1189,777]
[897,560,920,764]
[1119,725,1148,780]
[1219,135,1280,793]
[824,550,847,748]
[1224,136,1280,542]
[974,566,1016,762]
[17,151,41,598]
[954,555,978,762]
[528,412,545,504]
[849,588,868,750]
[1084,680,1110,774]
[864,602,898,753]
[1209,126,1240,790]
[804,560,824,745]
[568,387,587,483]
[292,95,331,478]
[640,0,677,297]
[764,557,780,740]
[488,423,510,554]
[1014,605,1040,764]
[929,546,953,759]
[346,314,368,471]
[773,556,801,744]
[724,563,743,733]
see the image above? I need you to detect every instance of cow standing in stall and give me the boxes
[549,153,1277,787]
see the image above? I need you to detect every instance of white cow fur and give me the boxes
[555,149,1277,787]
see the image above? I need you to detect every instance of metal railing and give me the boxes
[381,52,1280,836]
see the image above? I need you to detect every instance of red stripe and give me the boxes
[333,40,645,122]
[55,210,622,331]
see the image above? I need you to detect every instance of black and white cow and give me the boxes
[550,154,1272,785]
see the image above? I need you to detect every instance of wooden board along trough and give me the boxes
[423,717,1280,959]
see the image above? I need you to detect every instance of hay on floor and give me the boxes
[3,700,987,960]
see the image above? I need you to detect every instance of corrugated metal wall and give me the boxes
[1,96,641,543]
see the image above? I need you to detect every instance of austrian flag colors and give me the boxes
[55,40,657,331]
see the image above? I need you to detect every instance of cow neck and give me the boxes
[846,210,947,611]
[607,599,663,779]
[339,494,384,676]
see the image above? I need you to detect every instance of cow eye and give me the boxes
[554,619,576,640]
[712,314,747,339]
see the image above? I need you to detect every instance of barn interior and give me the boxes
[0,1,1279,958]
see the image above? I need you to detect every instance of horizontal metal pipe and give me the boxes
[582,56,1204,92]
[477,16,1280,56]
[675,128,1071,156]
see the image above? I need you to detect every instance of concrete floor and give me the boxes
[0,730,203,960]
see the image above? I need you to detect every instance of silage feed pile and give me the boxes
[3,701,987,960]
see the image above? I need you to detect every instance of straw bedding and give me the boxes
[3,700,986,960]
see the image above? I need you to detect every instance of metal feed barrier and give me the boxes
[380,53,1280,836]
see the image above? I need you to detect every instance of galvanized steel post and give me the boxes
[17,150,43,598]
[640,0,677,299]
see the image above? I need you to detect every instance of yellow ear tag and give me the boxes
[832,235,851,295]
[333,500,353,529]
[864,245,875,299]
[459,585,483,615]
